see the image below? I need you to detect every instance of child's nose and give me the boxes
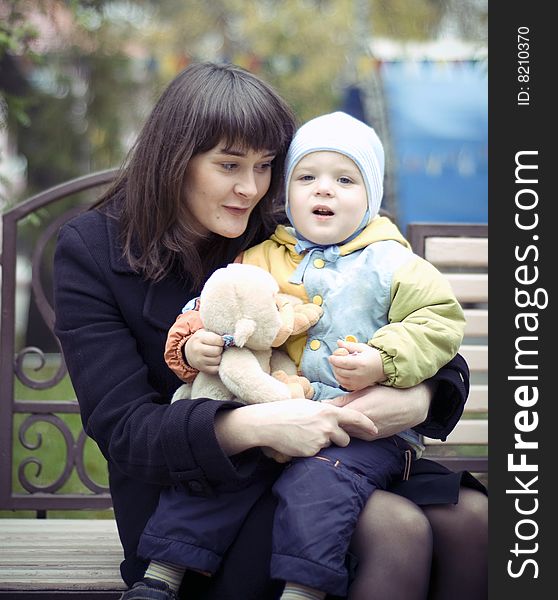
[315,177,334,196]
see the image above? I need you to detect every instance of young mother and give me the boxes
[53,62,487,600]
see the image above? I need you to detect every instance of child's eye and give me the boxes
[338,176,353,184]
[299,174,315,181]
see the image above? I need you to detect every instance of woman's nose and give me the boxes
[234,172,258,199]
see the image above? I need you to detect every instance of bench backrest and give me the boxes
[407,223,488,474]
[1,176,488,514]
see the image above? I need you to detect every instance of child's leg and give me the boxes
[137,471,276,580]
[144,560,186,593]
[280,582,326,600]
[272,437,407,598]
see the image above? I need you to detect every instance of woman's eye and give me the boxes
[256,162,273,171]
[221,163,237,171]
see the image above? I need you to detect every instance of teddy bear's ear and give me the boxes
[233,318,256,347]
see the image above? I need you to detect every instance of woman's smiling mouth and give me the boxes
[224,205,250,216]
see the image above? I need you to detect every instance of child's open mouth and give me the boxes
[313,207,334,217]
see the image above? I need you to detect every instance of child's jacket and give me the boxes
[241,217,465,398]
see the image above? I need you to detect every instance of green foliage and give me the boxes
[1,1,149,203]
[1,0,487,204]
[0,2,40,56]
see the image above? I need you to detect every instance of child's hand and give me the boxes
[328,340,386,391]
[184,329,224,374]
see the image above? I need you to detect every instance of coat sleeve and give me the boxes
[414,352,469,441]
[53,222,260,491]
[370,256,466,388]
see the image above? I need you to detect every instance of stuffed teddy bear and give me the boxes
[171,263,322,406]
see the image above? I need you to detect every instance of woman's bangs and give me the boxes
[211,95,289,155]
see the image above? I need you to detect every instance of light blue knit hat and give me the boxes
[284,111,385,225]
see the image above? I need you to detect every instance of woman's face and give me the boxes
[183,143,276,238]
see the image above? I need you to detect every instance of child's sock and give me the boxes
[144,560,185,593]
[280,582,326,600]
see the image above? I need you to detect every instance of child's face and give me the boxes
[288,151,368,245]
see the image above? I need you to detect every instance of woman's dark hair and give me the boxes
[97,62,297,287]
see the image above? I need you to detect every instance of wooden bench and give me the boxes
[408,223,488,477]
[0,172,488,597]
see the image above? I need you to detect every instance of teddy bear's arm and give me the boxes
[219,348,292,404]
[291,302,323,335]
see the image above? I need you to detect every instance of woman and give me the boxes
[53,62,487,600]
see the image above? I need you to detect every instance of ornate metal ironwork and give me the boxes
[17,414,76,494]
[1,170,118,511]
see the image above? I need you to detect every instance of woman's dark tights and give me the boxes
[422,487,488,600]
[347,488,488,600]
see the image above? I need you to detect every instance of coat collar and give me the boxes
[106,215,135,274]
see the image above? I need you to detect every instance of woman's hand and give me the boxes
[214,398,378,457]
[184,328,224,374]
[325,382,435,439]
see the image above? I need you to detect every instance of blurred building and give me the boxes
[342,38,487,233]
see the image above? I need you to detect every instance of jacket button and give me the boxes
[313,258,325,268]
[309,339,321,351]
[188,480,204,493]
[345,335,358,343]
[312,295,323,306]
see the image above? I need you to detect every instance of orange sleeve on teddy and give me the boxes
[164,309,203,382]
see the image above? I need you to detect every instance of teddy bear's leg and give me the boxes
[171,383,193,403]
[269,349,297,376]
[219,348,291,404]
[191,372,234,401]
[271,371,305,399]
[272,370,314,400]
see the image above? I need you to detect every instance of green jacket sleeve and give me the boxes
[370,256,466,388]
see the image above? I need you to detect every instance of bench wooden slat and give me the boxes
[459,345,488,372]
[0,519,125,592]
[425,419,488,445]
[464,309,488,336]
[0,519,116,530]
[446,273,488,303]
[1,557,121,566]
[1,577,124,591]
[424,237,488,267]
[465,385,488,413]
